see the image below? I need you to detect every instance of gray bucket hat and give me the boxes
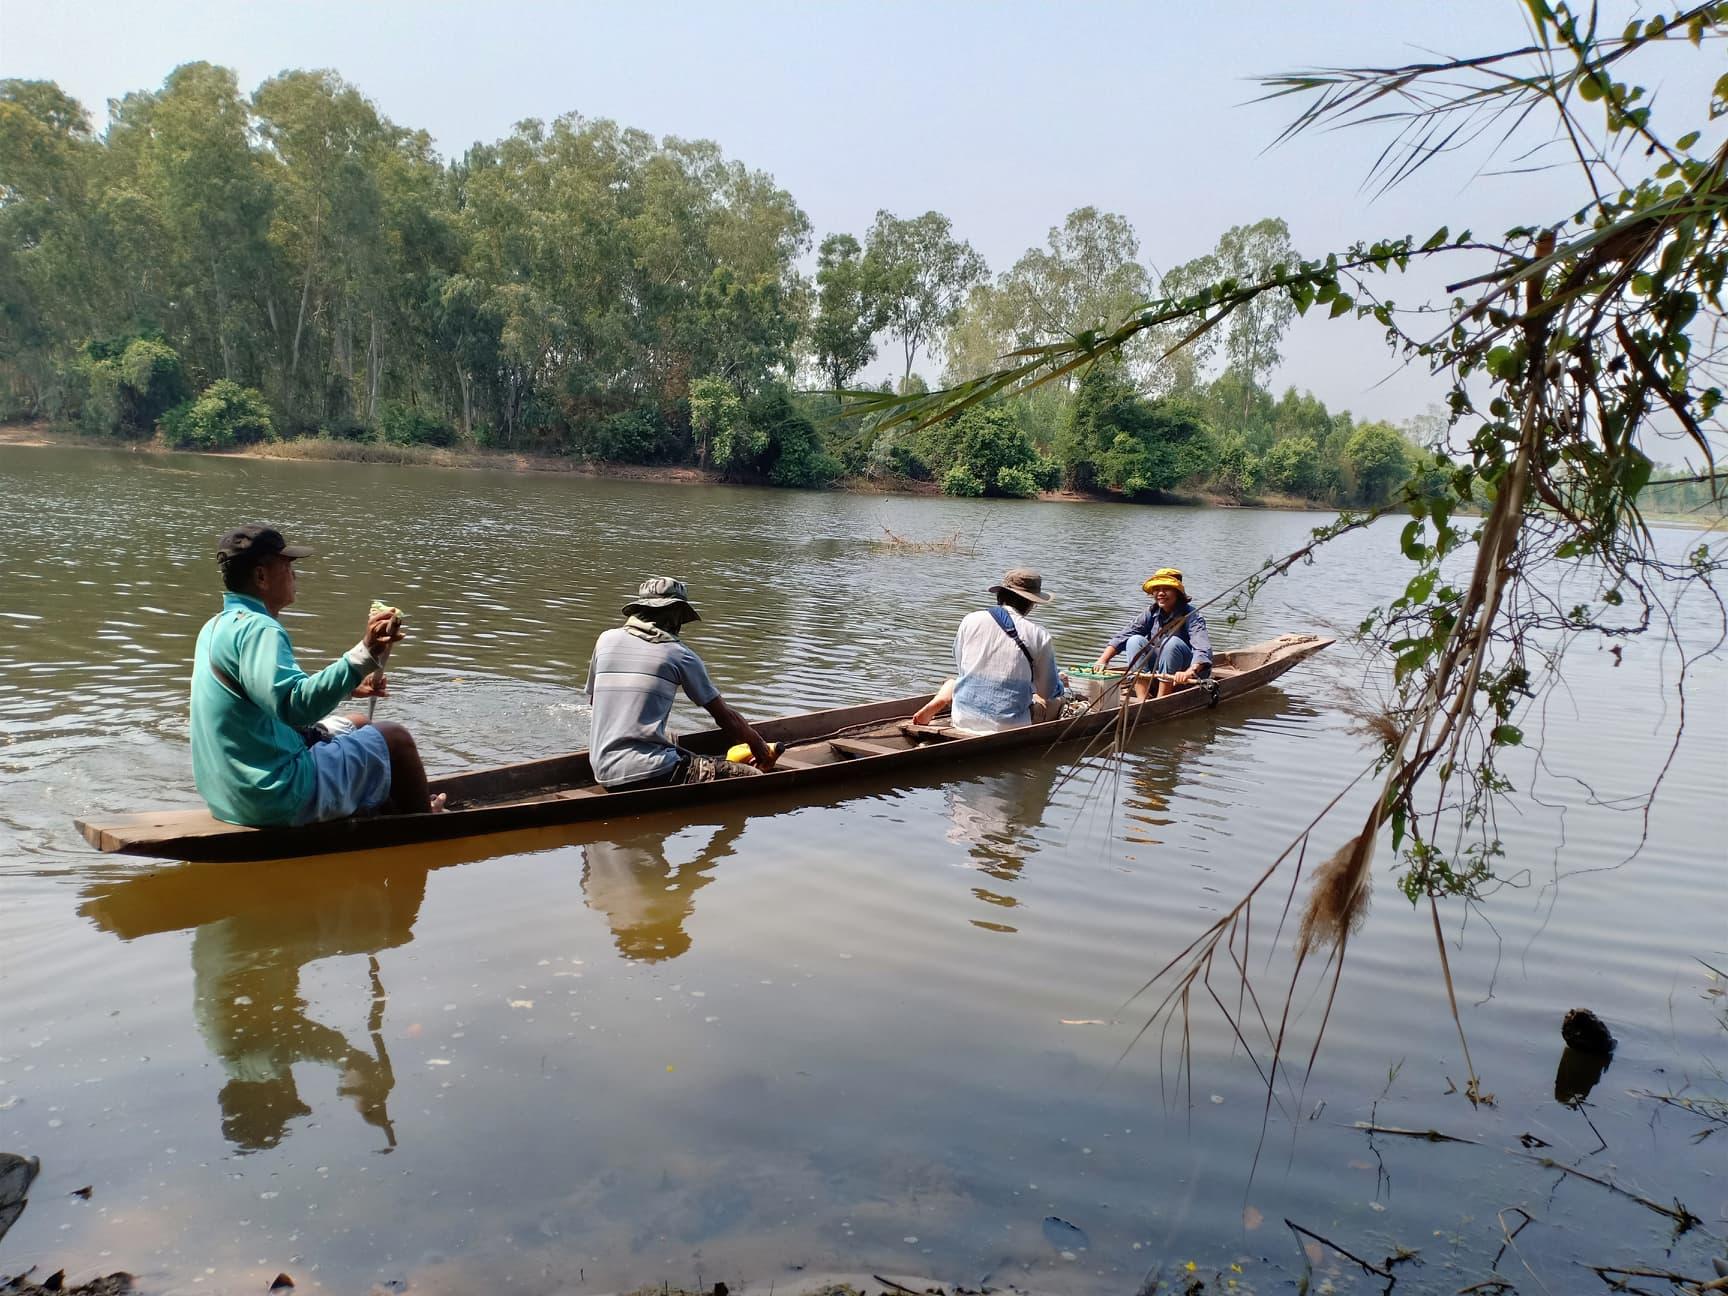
[987,567,1052,605]
[622,575,700,622]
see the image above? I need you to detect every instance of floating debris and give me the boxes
[1041,1215,1090,1252]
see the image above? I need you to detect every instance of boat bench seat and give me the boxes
[897,722,963,743]
[768,746,827,769]
[828,737,904,760]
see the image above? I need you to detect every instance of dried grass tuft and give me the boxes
[1297,832,1374,957]
[1338,690,1408,752]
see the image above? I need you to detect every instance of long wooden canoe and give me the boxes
[75,633,1331,863]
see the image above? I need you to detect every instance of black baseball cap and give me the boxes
[216,524,314,568]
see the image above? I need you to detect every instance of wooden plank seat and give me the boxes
[828,737,904,760]
[767,746,830,769]
[897,722,963,743]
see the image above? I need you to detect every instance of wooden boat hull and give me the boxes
[75,634,1332,863]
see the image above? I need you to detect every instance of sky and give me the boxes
[2,1,1721,425]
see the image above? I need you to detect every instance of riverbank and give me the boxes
[0,420,1318,512]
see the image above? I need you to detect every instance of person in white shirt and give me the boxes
[910,567,1064,733]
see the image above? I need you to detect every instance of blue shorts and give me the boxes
[296,724,393,825]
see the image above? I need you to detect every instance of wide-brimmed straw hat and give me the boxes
[987,567,1052,605]
[622,575,701,622]
[1142,567,1186,597]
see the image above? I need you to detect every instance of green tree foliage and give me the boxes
[1055,364,1220,496]
[1211,432,1261,499]
[163,380,274,449]
[1097,399,1214,498]
[810,233,880,391]
[934,405,1042,498]
[1259,434,1321,496]
[863,210,986,382]
[377,402,457,447]
[69,335,188,436]
[2,61,1449,507]
[745,386,839,488]
[960,208,1153,381]
[1212,217,1299,409]
[0,67,814,459]
[1343,420,1410,504]
[940,464,986,497]
[1058,362,1142,491]
[689,375,743,472]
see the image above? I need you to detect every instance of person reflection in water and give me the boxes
[581,822,744,961]
[191,885,425,1151]
[944,762,1063,883]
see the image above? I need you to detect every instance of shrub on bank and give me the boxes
[941,463,985,497]
[747,387,839,488]
[995,465,1041,499]
[319,416,373,442]
[69,335,189,438]
[162,381,274,449]
[378,402,457,448]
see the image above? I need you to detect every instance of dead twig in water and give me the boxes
[870,1277,925,1296]
[1285,1218,1397,1288]
[1631,1089,1728,1132]
[1592,1265,1727,1293]
[1487,1207,1545,1294]
[1351,1121,1480,1144]
[1514,1153,1702,1230]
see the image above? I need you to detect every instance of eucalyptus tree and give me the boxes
[1210,217,1300,416]
[999,207,1154,354]
[863,209,986,382]
[254,70,445,427]
[810,233,881,391]
[942,208,1156,387]
[0,80,106,410]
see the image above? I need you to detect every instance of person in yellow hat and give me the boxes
[1092,567,1212,701]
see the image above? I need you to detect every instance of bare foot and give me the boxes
[429,792,448,814]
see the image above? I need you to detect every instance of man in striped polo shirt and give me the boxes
[584,576,777,791]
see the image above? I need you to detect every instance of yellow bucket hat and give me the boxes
[1142,567,1185,597]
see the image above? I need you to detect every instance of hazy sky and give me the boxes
[2,1,1717,422]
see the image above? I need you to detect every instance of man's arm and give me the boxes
[678,646,775,768]
[701,696,776,768]
[1032,633,1063,703]
[233,620,373,728]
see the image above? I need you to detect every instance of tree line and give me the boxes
[1,63,1439,504]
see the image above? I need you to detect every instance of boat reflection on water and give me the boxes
[80,849,447,1153]
[69,692,1313,1152]
[73,813,771,1152]
[1114,687,1316,845]
[581,821,745,961]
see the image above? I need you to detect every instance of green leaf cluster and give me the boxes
[162,380,274,449]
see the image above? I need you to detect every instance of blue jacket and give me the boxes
[1107,600,1213,674]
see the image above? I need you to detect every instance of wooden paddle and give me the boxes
[366,600,401,721]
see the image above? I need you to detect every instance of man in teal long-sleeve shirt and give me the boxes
[190,525,440,826]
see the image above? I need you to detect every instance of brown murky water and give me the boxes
[1,444,1724,1293]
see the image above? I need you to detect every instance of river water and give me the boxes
[1,444,1723,1294]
